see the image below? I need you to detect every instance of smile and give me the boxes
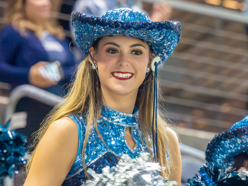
[112,72,134,80]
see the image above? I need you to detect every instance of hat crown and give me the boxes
[231,115,248,129]
[101,8,151,22]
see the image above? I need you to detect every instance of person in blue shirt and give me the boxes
[0,0,76,139]
[0,0,75,96]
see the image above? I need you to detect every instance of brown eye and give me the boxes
[106,48,119,54]
[132,50,142,55]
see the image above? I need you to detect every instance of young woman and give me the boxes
[24,8,182,186]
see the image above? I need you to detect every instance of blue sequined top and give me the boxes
[61,104,153,186]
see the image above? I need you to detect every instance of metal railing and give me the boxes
[180,143,205,162]
[4,85,63,123]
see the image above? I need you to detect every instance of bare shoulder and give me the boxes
[36,116,79,159]
[165,127,181,164]
[165,127,179,145]
[41,116,79,151]
[48,116,78,134]
[24,117,79,186]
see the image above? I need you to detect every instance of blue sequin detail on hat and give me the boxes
[187,115,248,186]
[205,126,248,169]
[231,115,248,129]
[71,8,181,64]
[62,104,152,185]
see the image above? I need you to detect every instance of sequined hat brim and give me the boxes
[71,11,182,64]
[205,126,248,169]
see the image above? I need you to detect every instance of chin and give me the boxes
[108,86,137,96]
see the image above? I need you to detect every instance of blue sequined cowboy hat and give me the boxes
[71,8,181,64]
[205,115,248,169]
[187,115,248,186]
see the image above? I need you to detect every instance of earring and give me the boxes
[146,67,150,73]
[91,59,97,70]
[151,56,161,72]
[92,63,97,69]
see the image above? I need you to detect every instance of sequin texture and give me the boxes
[62,104,152,186]
[205,127,248,169]
[0,124,27,179]
[71,8,181,64]
[231,115,248,129]
[187,115,248,186]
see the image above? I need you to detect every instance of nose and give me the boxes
[118,52,129,67]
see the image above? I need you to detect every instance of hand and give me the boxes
[29,61,58,88]
[150,3,172,22]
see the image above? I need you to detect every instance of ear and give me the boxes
[88,47,96,65]
[148,53,156,67]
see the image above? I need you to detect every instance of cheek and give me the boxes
[136,64,147,81]
[134,57,149,75]
[97,53,116,71]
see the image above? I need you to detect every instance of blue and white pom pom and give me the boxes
[0,123,27,179]
[85,153,177,186]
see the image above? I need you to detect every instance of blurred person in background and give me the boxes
[0,0,75,95]
[73,0,172,21]
[0,0,76,139]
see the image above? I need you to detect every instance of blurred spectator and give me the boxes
[72,0,143,17]
[0,0,76,139]
[0,0,75,96]
[142,1,172,22]
[73,0,172,23]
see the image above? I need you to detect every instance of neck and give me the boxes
[27,17,48,31]
[101,87,138,114]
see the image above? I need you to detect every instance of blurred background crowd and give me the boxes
[0,0,248,185]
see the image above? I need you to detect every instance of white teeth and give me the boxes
[113,73,133,78]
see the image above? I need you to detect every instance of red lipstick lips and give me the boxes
[112,71,134,80]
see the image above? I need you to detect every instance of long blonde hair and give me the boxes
[4,0,64,39]
[26,55,173,178]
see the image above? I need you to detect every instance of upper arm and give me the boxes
[166,127,182,186]
[0,25,30,84]
[0,26,22,61]
[24,117,78,186]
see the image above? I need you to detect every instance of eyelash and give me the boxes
[106,48,143,55]
[131,50,143,55]
[106,48,119,54]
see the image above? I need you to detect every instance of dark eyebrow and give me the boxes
[130,44,146,49]
[103,42,120,47]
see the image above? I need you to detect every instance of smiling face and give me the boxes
[91,36,151,98]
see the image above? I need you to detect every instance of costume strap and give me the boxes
[152,62,159,162]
